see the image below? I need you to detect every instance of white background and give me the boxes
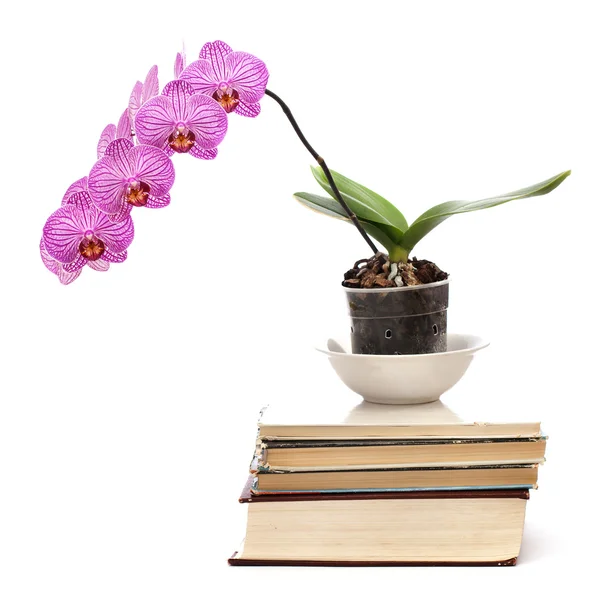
[0,0,598,597]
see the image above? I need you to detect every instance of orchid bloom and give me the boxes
[60,178,111,271]
[97,109,133,158]
[180,41,268,117]
[41,179,117,282]
[88,138,175,220]
[43,191,133,272]
[174,50,186,78]
[129,65,159,123]
[134,79,227,159]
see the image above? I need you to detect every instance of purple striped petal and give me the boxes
[225,52,268,103]
[40,238,59,275]
[130,145,175,197]
[94,213,134,254]
[97,124,117,159]
[200,40,232,58]
[116,109,132,140]
[135,96,176,149]
[142,65,159,103]
[190,145,218,160]
[108,203,133,223]
[103,249,128,263]
[65,190,94,212]
[174,51,186,77]
[41,239,82,284]
[74,196,99,232]
[199,40,233,81]
[186,94,228,150]
[129,81,143,121]
[63,254,86,272]
[146,193,171,208]
[234,100,261,118]
[180,59,219,96]
[87,258,110,271]
[162,79,194,120]
[62,177,88,205]
[89,156,128,215]
[43,205,85,264]
[58,267,81,285]
[105,138,134,174]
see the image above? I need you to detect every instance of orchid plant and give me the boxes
[41,40,570,284]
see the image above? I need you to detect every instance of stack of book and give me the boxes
[229,398,546,566]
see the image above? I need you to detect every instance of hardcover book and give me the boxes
[229,480,529,566]
[252,463,539,493]
[257,436,547,471]
[258,398,541,441]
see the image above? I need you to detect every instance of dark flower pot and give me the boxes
[344,280,450,355]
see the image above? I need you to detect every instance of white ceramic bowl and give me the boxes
[316,333,489,405]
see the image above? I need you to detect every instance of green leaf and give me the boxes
[311,166,409,232]
[401,170,571,254]
[293,192,401,251]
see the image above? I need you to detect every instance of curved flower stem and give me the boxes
[265,89,378,256]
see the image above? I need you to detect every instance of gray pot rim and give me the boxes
[341,278,450,294]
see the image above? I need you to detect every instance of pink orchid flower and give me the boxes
[43,191,133,272]
[129,65,159,123]
[61,178,111,272]
[134,79,227,159]
[180,40,269,117]
[97,109,133,158]
[88,138,175,220]
[41,179,123,282]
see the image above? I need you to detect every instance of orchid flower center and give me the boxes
[79,231,105,261]
[168,124,196,153]
[212,86,240,113]
[125,180,150,207]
